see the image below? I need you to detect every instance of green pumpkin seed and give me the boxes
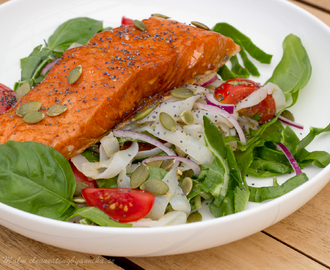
[171,88,194,99]
[180,110,194,125]
[72,196,87,204]
[16,101,42,117]
[16,82,31,100]
[140,179,169,196]
[68,65,82,84]
[133,20,147,31]
[130,164,149,188]
[74,182,89,196]
[181,177,193,195]
[151,13,170,19]
[191,21,210,31]
[131,107,153,122]
[280,110,295,121]
[161,158,175,171]
[160,112,176,132]
[187,211,202,223]
[47,104,68,117]
[23,111,44,124]
[147,160,164,168]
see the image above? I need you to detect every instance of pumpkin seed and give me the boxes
[72,196,87,204]
[140,179,169,196]
[47,104,68,117]
[280,110,295,121]
[161,158,175,171]
[23,111,44,124]
[131,107,153,122]
[171,88,194,99]
[68,65,82,84]
[74,182,89,196]
[187,211,202,223]
[151,13,170,19]
[130,164,149,188]
[160,112,176,132]
[181,177,193,195]
[147,160,164,168]
[191,21,210,31]
[180,110,194,125]
[16,82,31,100]
[16,101,42,117]
[133,20,147,31]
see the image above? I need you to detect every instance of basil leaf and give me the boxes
[48,17,103,53]
[66,207,132,227]
[0,141,76,219]
[266,34,312,105]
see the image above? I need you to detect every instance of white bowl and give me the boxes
[0,0,330,256]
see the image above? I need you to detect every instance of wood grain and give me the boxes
[129,232,328,270]
[0,225,122,270]
[296,0,330,11]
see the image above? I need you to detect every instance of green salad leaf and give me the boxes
[47,17,103,53]
[267,34,312,106]
[213,22,272,79]
[65,207,132,227]
[15,17,104,90]
[0,141,76,219]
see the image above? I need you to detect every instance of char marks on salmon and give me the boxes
[0,16,240,159]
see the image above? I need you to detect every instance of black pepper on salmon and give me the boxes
[0,16,240,159]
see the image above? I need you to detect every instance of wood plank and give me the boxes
[292,0,330,26]
[264,181,330,266]
[129,232,327,270]
[295,0,330,12]
[0,225,122,270]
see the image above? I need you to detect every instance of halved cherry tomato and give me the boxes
[81,188,155,223]
[121,16,133,25]
[214,78,276,124]
[70,162,98,188]
[0,83,16,113]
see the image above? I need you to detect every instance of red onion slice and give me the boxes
[41,58,60,75]
[113,129,176,156]
[195,102,246,145]
[277,143,302,175]
[200,74,217,87]
[205,93,235,114]
[143,155,201,176]
[278,115,304,130]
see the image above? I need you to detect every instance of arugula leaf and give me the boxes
[249,173,308,202]
[266,34,312,105]
[0,141,76,219]
[47,17,103,53]
[65,207,132,227]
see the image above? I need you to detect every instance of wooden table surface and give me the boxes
[0,0,330,269]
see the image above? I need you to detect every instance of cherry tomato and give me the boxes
[0,83,16,113]
[121,16,133,25]
[81,188,155,222]
[70,162,98,188]
[214,78,276,124]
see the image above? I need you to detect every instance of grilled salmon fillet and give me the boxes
[0,16,240,159]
